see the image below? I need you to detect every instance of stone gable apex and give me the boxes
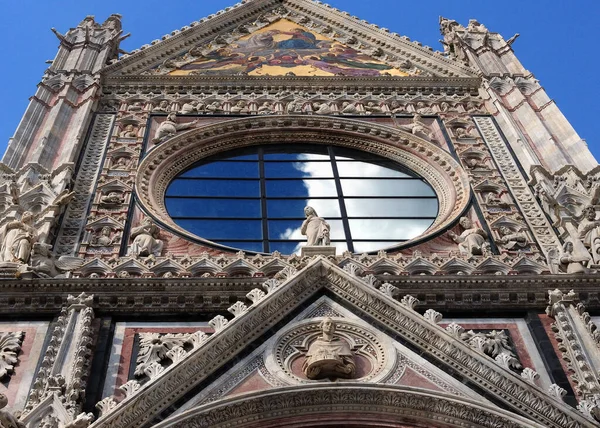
[89,257,593,428]
[102,0,477,79]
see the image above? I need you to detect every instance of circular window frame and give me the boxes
[135,115,471,253]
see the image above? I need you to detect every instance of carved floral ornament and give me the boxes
[135,115,471,251]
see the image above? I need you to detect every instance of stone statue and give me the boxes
[415,101,434,114]
[313,102,333,115]
[90,227,114,247]
[448,217,487,256]
[100,192,124,206]
[578,205,600,265]
[341,102,358,115]
[303,318,355,380]
[205,101,223,114]
[127,101,144,112]
[129,218,163,258]
[153,100,171,112]
[257,101,273,115]
[559,241,588,274]
[389,101,405,114]
[301,207,330,246]
[179,101,199,115]
[364,102,382,114]
[230,100,249,114]
[152,113,198,144]
[400,114,434,141]
[0,211,36,264]
[286,100,304,114]
[0,393,25,428]
[119,124,138,138]
[496,226,527,250]
[19,243,84,278]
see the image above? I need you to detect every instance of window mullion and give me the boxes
[258,148,270,253]
[329,147,354,253]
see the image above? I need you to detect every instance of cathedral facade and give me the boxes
[0,1,599,427]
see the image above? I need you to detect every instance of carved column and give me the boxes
[547,289,600,421]
[20,293,95,428]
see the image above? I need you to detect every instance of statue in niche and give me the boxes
[257,101,273,115]
[119,124,138,138]
[230,100,249,114]
[90,226,114,247]
[112,156,131,169]
[389,101,405,114]
[152,112,198,144]
[484,191,508,207]
[496,226,527,250]
[448,217,488,256]
[303,318,356,380]
[153,100,171,112]
[286,100,304,114]
[205,101,223,114]
[179,101,199,115]
[127,101,144,112]
[0,211,37,264]
[301,207,330,246]
[341,101,358,115]
[313,102,333,115]
[129,218,163,258]
[415,101,434,115]
[364,101,382,114]
[0,393,25,428]
[577,205,600,265]
[100,192,124,206]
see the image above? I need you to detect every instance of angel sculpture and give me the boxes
[18,243,84,278]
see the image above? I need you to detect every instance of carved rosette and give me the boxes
[266,318,395,385]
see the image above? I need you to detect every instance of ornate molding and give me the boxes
[473,117,562,262]
[547,289,600,422]
[151,384,547,428]
[54,115,115,256]
[21,293,95,428]
[135,115,471,252]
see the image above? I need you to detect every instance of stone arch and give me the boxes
[152,384,546,428]
[135,115,471,251]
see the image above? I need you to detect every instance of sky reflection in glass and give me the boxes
[165,145,438,253]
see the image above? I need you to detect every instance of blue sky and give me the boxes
[0,0,598,162]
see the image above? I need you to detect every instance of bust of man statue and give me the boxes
[301,206,330,246]
[302,318,356,380]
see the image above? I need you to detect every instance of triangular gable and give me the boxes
[160,19,410,78]
[89,257,590,428]
[103,0,477,79]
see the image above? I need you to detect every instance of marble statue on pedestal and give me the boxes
[303,318,355,380]
[0,211,36,264]
[129,218,163,258]
[301,207,330,246]
[0,393,24,428]
[448,217,487,256]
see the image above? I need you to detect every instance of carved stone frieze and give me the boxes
[135,332,204,377]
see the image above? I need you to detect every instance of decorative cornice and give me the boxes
[153,384,547,428]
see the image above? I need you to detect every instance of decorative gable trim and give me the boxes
[89,257,593,428]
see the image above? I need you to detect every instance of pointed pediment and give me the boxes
[103,0,477,79]
[161,18,411,78]
[88,257,590,428]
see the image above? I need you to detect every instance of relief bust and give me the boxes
[302,318,355,380]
